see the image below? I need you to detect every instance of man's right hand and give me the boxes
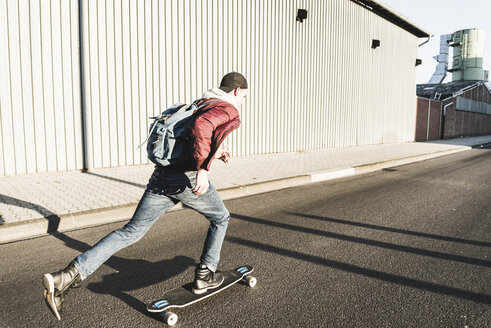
[193,169,210,195]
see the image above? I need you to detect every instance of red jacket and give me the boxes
[191,100,241,171]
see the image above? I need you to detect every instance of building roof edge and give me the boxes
[351,0,432,38]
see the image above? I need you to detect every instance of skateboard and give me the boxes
[147,265,256,326]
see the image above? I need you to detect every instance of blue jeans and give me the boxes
[74,169,230,280]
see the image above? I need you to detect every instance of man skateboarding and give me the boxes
[43,72,248,320]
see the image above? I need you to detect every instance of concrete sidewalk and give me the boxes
[1,135,490,243]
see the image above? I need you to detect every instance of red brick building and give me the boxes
[416,82,491,141]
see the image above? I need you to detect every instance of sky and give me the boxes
[379,0,491,84]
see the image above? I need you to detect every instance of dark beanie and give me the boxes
[219,72,248,93]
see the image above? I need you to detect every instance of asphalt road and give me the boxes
[1,145,490,327]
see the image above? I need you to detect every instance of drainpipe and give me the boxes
[78,0,89,172]
[426,99,431,141]
[441,102,453,139]
[418,36,431,47]
[443,102,453,115]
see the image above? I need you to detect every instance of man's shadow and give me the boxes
[86,255,196,316]
[0,194,196,318]
[56,232,196,319]
[55,230,196,318]
[54,230,196,318]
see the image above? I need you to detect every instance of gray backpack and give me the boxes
[140,100,215,167]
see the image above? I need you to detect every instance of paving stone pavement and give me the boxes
[0,135,490,242]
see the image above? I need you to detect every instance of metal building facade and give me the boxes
[0,0,426,176]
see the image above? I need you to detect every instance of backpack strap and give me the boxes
[192,98,222,116]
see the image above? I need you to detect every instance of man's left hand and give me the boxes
[215,145,230,163]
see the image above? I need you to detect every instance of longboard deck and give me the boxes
[147,265,254,313]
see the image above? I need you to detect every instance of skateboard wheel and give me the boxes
[163,312,178,326]
[246,276,257,288]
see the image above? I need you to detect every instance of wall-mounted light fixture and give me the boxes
[297,9,308,23]
[415,59,422,66]
[371,39,380,49]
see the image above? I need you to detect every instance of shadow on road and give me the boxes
[425,139,491,149]
[230,213,491,267]
[471,142,491,149]
[288,212,491,248]
[228,213,491,305]
[226,235,491,304]
[50,231,196,319]
[86,255,195,317]
[85,171,147,189]
[0,194,62,233]
[0,195,195,320]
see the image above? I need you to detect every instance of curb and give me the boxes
[0,145,473,244]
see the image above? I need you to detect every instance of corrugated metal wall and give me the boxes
[0,0,83,176]
[0,0,419,176]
